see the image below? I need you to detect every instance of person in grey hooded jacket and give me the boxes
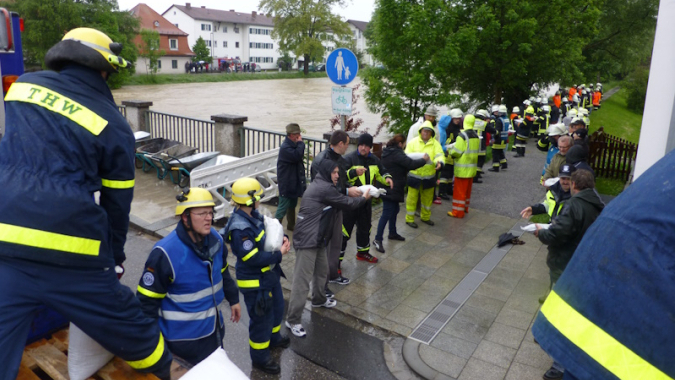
[285,159,370,338]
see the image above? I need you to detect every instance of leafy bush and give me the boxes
[624,66,649,114]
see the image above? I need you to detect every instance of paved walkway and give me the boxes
[129,145,558,380]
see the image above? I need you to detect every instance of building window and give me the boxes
[223,26,227,33]
[223,41,227,48]
[206,40,211,47]
[172,60,178,69]
[169,39,178,50]
[158,60,162,68]
[201,24,211,31]
[236,42,239,48]
[215,40,218,47]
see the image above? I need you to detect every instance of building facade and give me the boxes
[130,4,195,74]
[162,3,279,70]
[347,20,374,67]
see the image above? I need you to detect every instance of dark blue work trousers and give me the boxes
[0,257,172,380]
[375,199,400,241]
[241,281,285,365]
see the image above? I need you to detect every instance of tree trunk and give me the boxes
[304,54,310,75]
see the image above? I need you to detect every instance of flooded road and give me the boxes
[113,76,391,141]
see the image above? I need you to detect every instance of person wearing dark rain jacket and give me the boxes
[223,178,292,374]
[374,134,427,252]
[514,107,535,157]
[342,133,393,262]
[275,123,306,231]
[487,106,509,172]
[137,188,241,365]
[521,164,573,222]
[533,169,604,380]
[0,28,173,380]
[286,159,369,338]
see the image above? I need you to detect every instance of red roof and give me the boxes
[131,3,189,36]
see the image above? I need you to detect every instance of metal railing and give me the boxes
[240,126,328,178]
[145,111,215,153]
[117,105,126,117]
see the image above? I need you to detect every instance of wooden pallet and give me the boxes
[17,329,188,380]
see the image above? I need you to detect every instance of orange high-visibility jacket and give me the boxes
[568,87,577,102]
[553,94,561,108]
[593,91,601,106]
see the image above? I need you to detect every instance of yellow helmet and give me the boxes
[231,178,264,206]
[45,27,129,73]
[175,188,215,216]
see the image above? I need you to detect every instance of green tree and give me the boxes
[277,52,294,70]
[624,65,649,114]
[138,29,164,76]
[581,0,658,81]
[0,0,139,89]
[191,36,211,63]
[363,0,603,133]
[362,0,463,134]
[258,0,352,75]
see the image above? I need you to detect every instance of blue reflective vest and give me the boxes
[0,65,135,268]
[156,229,225,341]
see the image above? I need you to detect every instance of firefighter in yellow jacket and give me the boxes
[447,115,480,219]
[404,122,445,228]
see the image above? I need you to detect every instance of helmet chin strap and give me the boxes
[184,212,205,245]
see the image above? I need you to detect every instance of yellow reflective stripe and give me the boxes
[237,279,260,288]
[127,333,165,369]
[342,225,349,238]
[101,178,135,189]
[5,83,108,135]
[261,266,271,273]
[272,324,281,333]
[255,229,265,242]
[137,286,166,299]
[0,223,100,256]
[541,291,672,380]
[221,262,229,273]
[242,247,259,261]
[249,339,270,350]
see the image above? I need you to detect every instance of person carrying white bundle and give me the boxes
[358,185,387,198]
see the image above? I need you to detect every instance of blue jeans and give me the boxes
[375,199,400,241]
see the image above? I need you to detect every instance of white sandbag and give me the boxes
[444,143,455,151]
[358,185,387,198]
[406,153,433,165]
[405,118,424,143]
[544,178,559,187]
[68,323,114,380]
[521,223,551,233]
[263,216,284,251]
[181,348,249,380]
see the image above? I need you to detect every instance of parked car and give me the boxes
[315,63,326,72]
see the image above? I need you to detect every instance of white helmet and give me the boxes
[562,97,569,103]
[535,97,542,104]
[498,105,508,114]
[597,82,602,87]
[582,89,587,95]
[542,105,551,112]
[448,108,463,119]
[523,100,531,106]
[579,108,589,116]
[548,123,567,136]
[512,106,520,113]
[491,105,500,113]
[476,109,490,119]
[568,108,578,118]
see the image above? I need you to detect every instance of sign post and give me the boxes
[326,48,359,130]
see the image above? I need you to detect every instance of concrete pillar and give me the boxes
[634,0,675,180]
[121,100,153,133]
[212,114,247,157]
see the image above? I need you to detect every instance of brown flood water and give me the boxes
[112,76,391,141]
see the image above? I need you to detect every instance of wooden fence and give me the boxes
[588,129,638,182]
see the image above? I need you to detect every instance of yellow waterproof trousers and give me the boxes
[405,186,434,223]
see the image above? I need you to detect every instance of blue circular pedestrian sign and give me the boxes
[326,48,359,86]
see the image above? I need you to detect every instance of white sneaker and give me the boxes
[311,298,337,308]
[284,321,306,337]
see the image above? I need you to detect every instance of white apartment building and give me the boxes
[162,3,279,70]
[347,20,374,67]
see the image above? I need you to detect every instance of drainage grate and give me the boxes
[408,222,522,345]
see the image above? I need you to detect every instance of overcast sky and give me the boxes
[116,0,376,22]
